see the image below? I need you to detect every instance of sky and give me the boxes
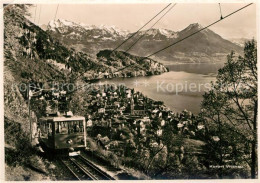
[27,3,256,39]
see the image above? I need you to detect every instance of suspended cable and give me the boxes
[111,3,172,53]
[54,4,59,21]
[125,3,177,53]
[37,5,41,24]
[33,5,37,23]
[109,3,253,74]
[219,3,223,19]
[145,3,252,59]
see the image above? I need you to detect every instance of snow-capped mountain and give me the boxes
[137,28,178,39]
[45,20,243,62]
[44,19,129,42]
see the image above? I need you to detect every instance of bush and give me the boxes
[5,118,35,166]
[20,71,32,79]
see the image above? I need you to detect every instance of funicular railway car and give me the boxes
[38,113,86,156]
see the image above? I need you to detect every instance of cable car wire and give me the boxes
[54,4,59,21]
[34,5,37,23]
[111,3,172,53]
[219,3,223,19]
[144,3,252,59]
[108,3,253,74]
[125,3,177,53]
[37,5,41,24]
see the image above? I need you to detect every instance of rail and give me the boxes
[60,155,115,180]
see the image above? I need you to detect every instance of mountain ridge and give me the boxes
[44,19,243,62]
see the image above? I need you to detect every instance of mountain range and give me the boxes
[44,19,243,63]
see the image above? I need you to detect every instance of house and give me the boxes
[160,120,166,127]
[157,129,163,136]
[87,119,93,127]
[98,108,105,114]
[133,107,146,116]
[197,124,205,130]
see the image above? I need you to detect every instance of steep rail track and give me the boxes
[60,155,115,180]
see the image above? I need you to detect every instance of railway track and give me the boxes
[60,155,115,180]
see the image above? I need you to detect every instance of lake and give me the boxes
[100,63,224,114]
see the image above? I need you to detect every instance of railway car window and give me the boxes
[74,121,80,132]
[63,121,82,133]
[55,122,69,134]
[48,123,52,136]
[68,123,74,134]
[79,120,84,132]
[62,122,69,134]
[55,122,61,133]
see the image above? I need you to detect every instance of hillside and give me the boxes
[4,7,109,84]
[45,20,243,63]
[96,50,168,77]
[3,5,168,180]
[4,4,168,137]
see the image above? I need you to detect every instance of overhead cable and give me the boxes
[125,3,177,53]
[112,3,172,53]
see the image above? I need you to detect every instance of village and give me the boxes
[29,82,207,161]
[39,83,205,160]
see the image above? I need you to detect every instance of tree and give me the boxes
[4,4,32,17]
[201,39,257,178]
[30,98,47,118]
